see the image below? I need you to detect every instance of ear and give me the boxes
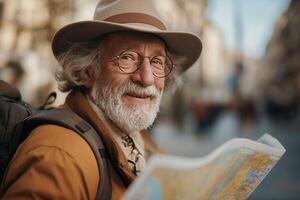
[84,67,95,89]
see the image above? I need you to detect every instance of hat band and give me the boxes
[103,13,166,30]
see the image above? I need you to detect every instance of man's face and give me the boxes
[89,32,166,133]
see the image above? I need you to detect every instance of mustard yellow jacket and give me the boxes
[0,90,162,200]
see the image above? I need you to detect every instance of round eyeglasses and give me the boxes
[111,50,174,78]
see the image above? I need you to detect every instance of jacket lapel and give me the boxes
[65,90,135,186]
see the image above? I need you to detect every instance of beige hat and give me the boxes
[52,0,202,73]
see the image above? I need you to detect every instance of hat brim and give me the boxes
[52,20,202,73]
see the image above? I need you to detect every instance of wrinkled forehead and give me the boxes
[102,31,167,55]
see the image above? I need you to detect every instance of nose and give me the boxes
[130,58,155,87]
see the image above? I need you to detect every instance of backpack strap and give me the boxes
[0,80,21,100]
[24,108,111,200]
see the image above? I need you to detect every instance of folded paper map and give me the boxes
[123,134,286,200]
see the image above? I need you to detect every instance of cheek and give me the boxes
[96,63,125,91]
[155,78,165,92]
[108,74,131,93]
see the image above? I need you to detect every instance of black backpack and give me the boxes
[0,80,111,200]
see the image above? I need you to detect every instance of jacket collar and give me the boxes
[65,90,135,185]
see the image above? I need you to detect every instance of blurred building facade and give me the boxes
[259,0,300,122]
[0,0,98,105]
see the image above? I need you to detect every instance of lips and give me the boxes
[121,92,155,105]
[125,92,154,99]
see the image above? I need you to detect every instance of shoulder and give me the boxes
[25,125,92,152]
[1,125,98,200]
[18,125,94,160]
[19,124,98,175]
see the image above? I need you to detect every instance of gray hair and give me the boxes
[55,37,184,93]
[55,38,103,92]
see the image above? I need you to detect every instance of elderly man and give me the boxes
[0,0,201,199]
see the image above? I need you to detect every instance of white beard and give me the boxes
[90,80,162,133]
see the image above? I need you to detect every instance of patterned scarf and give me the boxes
[114,133,146,176]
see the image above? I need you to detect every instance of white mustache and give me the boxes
[118,81,160,98]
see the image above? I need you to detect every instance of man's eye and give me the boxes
[120,54,135,61]
[151,58,163,65]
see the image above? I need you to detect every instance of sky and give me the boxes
[207,0,291,58]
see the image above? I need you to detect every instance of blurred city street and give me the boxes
[1,0,300,199]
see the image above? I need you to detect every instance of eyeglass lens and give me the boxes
[116,50,172,78]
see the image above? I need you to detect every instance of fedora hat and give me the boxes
[52,0,202,73]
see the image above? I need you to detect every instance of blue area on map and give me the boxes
[246,169,255,181]
[144,177,163,200]
[218,149,236,164]
[213,179,227,195]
